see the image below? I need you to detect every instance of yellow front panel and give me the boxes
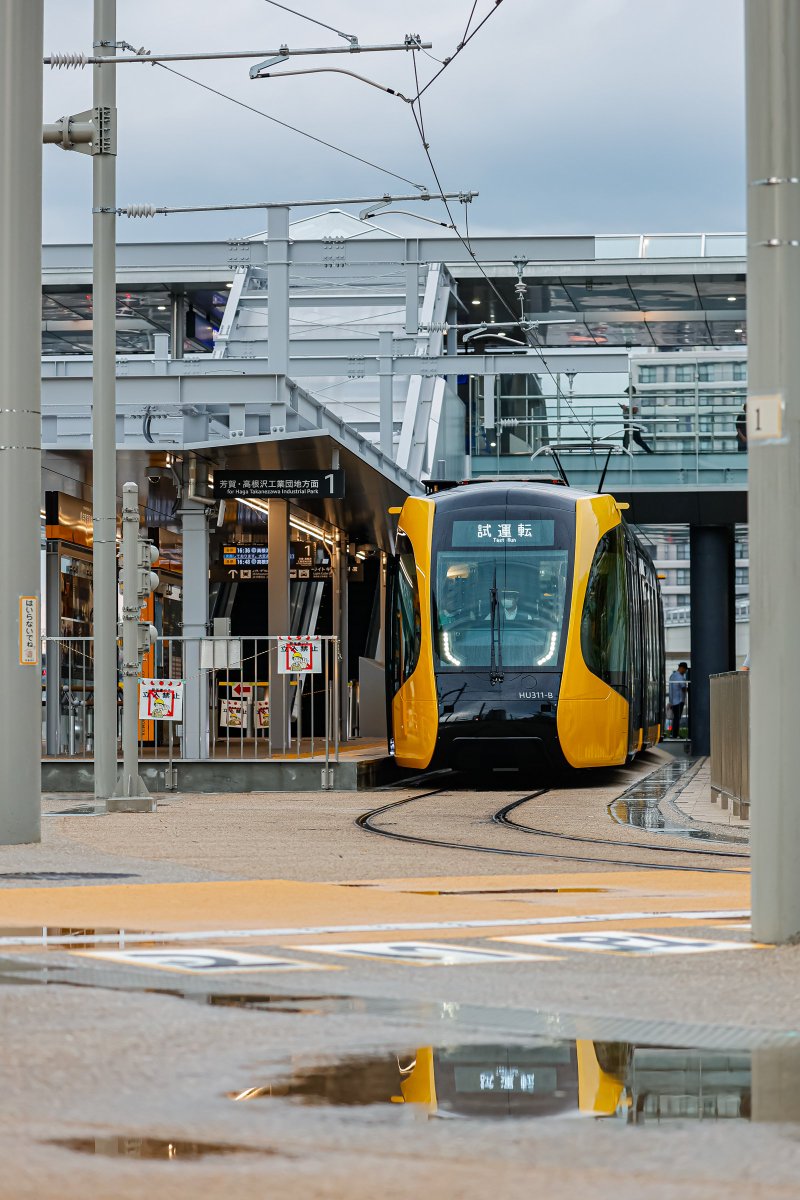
[392,497,439,769]
[558,496,629,767]
[576,1041,625,1116]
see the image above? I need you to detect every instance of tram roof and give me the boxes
[422,478,606,510]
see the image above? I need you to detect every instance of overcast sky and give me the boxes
[42,0,746,244]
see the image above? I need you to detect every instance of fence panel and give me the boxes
[42,635,340,764]
[710,671,749,809]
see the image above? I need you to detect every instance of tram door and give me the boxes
[625,539,644,753]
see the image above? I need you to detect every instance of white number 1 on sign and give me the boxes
[748,393,785,443]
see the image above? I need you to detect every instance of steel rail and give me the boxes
[356,789,749,874]
[494,795,749,861]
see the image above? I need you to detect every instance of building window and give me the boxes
[735,567,749,585]
[675,365,695,382]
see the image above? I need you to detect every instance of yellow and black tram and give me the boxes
[386,480,664,772]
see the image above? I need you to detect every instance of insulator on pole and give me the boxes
[120,204,158,218]
[47,52,89,69]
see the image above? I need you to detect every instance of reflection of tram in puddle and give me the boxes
[397,1042,752,1122]
[234,1040,753,1123]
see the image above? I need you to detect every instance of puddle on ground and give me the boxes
[42,805,103,817]
[0,968,393,1018]
[229,1040,771,1122]
[612,760,720,839]
[0,871,137,881]
[52,1136,269,1160]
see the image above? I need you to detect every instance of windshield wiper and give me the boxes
[489,567,504,685]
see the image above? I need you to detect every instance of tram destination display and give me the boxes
[451,519,555,547]
[213,470,345,500]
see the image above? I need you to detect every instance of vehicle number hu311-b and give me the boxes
[518,691,555,700]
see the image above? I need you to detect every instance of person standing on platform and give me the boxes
[736,401,748,452]
[620,386,654,454]
[668,662,689,738]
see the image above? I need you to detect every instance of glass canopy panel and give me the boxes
[560,279,639,312]
[595,235,642,259]
[628,277,701,310]
[648,321,712,347]
[704,235,747,257]
[695,276,747,310]
[642,235,703,258]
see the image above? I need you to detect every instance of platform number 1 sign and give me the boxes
[748,393,786,443]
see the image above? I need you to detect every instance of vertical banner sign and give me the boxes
[18,597,38,666]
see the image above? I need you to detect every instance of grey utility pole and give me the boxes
[0,0,43,845]
[92,0,118,803]
[746,1,800,942]
[110,482,157,811]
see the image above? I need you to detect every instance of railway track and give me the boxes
[356,786,749,874]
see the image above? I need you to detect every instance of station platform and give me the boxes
[41,737,397,793]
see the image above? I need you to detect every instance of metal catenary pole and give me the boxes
[109,482,155,811]
[0,0,43,844]
[746,0,800,942]
[92,0,118,803]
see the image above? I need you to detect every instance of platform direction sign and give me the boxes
[213,470,345,500]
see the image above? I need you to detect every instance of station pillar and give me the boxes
[0,0,43,844]
[268,499,290,754]
[44,543,61,756]
[689,525,736,755]
[746,0,800,942]
[333,538,349,742]
[180,498,210,759]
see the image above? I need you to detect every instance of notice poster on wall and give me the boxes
[277,637,322,674]
[139,679,184,721]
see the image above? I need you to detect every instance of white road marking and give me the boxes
[74,947,332,973]
[498,931,756,956]
[0,909,751,949]
[290,941,556,965]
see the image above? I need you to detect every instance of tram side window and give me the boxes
[390,532,422,692]
[581,526,628,692]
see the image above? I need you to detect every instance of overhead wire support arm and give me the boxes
[115,190,478,219]
[44,40,432,69]
[249,65,414,98]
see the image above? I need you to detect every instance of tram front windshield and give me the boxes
[432,513,571,671]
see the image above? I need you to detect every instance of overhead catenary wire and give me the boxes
[406,26,595,443]
[261,0,357,45]
[413,0,506,101]
[148,60,429,192]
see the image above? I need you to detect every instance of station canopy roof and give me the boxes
[41,224,747,356]
[55,431,415,553]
